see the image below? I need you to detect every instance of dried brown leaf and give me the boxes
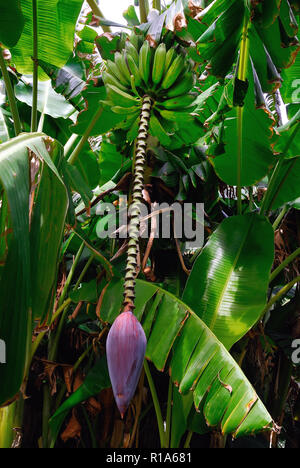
[61,410,81,442]
[173,13,187,31]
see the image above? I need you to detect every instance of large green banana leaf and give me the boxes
[182,213,274,350]
[210,69,276,187]
[0,0,25,48]
[11,0,84,80]
[0,133,68,405]
[100,278,274,438]
[29,137,69,323]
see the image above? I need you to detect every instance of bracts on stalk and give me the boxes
[106,96,152,418]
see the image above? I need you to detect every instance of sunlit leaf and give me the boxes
[11,0,84,80]
[15,77,77,119]
[183,214,274,350]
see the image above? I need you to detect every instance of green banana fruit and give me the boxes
[127,54,142,87]
[161,54,185,90]
[106,59,128,86]
[129,32,143,52]
[112,105,140,115]
[115,52,132,85]
[107,84,141,108]
[157,93,196,110]
[166,71,195,98]
[125,40,139,65]
[139,40,151,85]
[152,43,166,85]
[102,71,128,92]
[164,48,176,74]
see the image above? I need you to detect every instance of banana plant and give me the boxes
[103,31,201,416]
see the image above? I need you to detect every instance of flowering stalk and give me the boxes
[123,95,153,310]
[106,96,152,417]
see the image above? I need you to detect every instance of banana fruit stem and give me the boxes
[123,95,152,310]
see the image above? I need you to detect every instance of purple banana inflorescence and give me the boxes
[106,308,147,418]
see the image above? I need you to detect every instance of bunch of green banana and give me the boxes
[103,33,197,144]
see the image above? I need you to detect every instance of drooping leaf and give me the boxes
[37,58,87,109]
[266,156,300,211]
[196,0,244,63]
[274,112,300,159]
[182,213,274,350]
[256,12,300,71]
[100,278,274,438]
[279,0,298,38]
[187,0,245,76]
[250,27,283,94]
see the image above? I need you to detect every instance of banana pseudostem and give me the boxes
[123,95,153,311]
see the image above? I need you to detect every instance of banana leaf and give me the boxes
[210,67,276,187]
[11,0,84,80]
[183,213,274,350]
[0,133,68,405]
[266,156,300,211]
[0,0,25,48]
[100,278,274,438]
